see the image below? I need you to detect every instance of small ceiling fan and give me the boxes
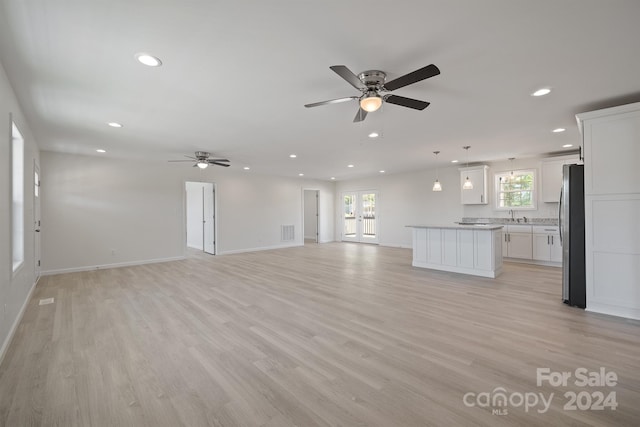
[168,151,230,169]
[305,64,440,122]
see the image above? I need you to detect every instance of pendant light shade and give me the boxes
[432,151,442,191]
[462,146,473,190]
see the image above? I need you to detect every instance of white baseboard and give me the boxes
[41,256,186,276]
[219,243,302,255]
[380,243,412,249]
[0,279,38,366]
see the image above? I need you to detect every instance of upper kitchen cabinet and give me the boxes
[460,165,489,205]
[541,155,580,203]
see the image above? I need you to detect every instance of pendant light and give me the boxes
[432,151,442,191]
[509,157,515,177]
[462,146,473,190]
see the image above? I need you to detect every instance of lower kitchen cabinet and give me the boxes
[532,226,562,263]
[502,225,533,259]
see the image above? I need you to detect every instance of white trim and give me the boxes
[219,242,302,255]
[40,256,186,276]
[586,303,640,321]
[0,279,37,366]
[412,260,502,279]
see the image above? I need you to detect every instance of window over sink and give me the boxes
[495,169,536,210]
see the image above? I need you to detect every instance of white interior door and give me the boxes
[203,183,215,254]
[34,162,41,280]
[342,191,379,243]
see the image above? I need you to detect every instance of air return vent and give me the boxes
[281,225,295,242]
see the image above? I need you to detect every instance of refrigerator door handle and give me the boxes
[558,188,563,245]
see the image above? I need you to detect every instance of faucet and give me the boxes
[522,216,528,223]
[508,209,515,222]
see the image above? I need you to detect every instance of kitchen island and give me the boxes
[407,224,504,278]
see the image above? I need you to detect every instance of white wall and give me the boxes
[40,152,336,273]
[335,167,463,248]
[0,61,40,362]
[303,190,318,240]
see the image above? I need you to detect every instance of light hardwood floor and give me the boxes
[1,243,639,426]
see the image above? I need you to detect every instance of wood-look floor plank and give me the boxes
[1,243,639,426]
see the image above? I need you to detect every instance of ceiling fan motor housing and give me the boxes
[195,151,210,160]
[358,70,386,90]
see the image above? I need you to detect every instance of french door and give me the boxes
[342,191,379,243]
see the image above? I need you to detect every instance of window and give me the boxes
[12,121,24,272]
[495,169,536,210]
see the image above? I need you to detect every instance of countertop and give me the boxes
[406,224,504,230]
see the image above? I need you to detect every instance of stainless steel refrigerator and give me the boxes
[560,164,586,308]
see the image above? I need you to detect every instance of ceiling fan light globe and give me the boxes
[360,93,382,112]
[197,162,208,169]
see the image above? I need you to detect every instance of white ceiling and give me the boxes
[1,0,639,180]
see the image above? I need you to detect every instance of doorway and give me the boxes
[34,161,41,281]
[303,189,319,243]
[342,191,379,243]
[185,181,216,255]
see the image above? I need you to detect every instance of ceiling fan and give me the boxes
[168,151,230,169]
[305,64,440,122]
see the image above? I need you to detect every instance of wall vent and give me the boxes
[281,225,295,242]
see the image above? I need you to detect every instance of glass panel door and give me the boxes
[342,193,357,242]
[341,191,379,243]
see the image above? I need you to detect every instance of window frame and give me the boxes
[11,119,25,274]
[494,168,537,211]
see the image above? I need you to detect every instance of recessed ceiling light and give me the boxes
[96,149,106,153]
[531,88,551,97]
[330,177,336,180]
[368,132,379,138]
[289,154,297,158]
[347,164,354,168]
[243,166,250,170]
[553,128,566,133]
[562,144,573,148]
[298,173,304,176]
[451,160,459,163]
[379,170,385,173]
[135,53,162,67]
[107,122,122,128]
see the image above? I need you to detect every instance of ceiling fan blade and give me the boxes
[209,161,231,167]
[207,158,230,163]
[168,160,197,162]
[330,65,366,90]
[384,94,430,110]
[353,107,368,122]
[184,155,196,159]
[305,96,358,108]
[383,64,440,92]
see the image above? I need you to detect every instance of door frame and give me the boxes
[301,188,320,243]
[183,181,217,255]
[341,190,379,244]
[33,159,41,282]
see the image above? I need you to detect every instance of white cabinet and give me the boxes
[532,226,562,263]
[577,102,640,320]
[460,165,489,205]
[541,157,579,203]
[409,225,503,278]
[502,225,533,259]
